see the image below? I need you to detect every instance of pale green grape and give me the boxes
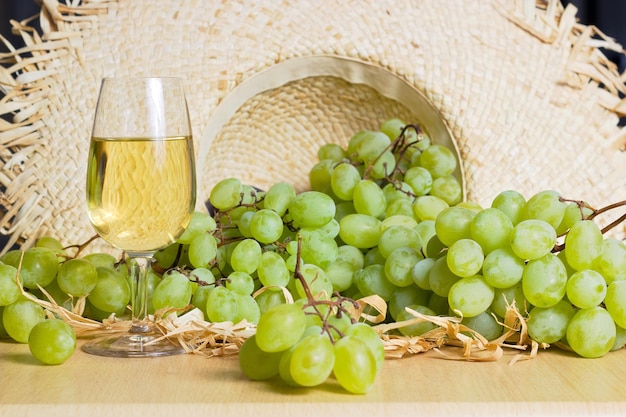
[82,252,117,270]
[428,293,449,315]
[255,303,307,352]
[382,182,414,205]
[344,322,385,374]
[188,233,218,268]
[430,175,462,206]
[470,208,514,254]
[396,304,437,337]
[364,247,386,266]
[153,243,182,270]
[434,206,475,246]
[191,285,212,319]
[527,300,575,344]
[339,214,382,249]
[324,259,355,292]
[317,218,340,238]
[263,182,297,216]
[298,228,338,269]
[151,271,192,311]
[354,264,397,301]
[523,190,567,229]
[257,251,290,289]
[239,334,283,380]
[462,311,503,341]
[295,264,333,299]
[448,275,494,318]
[380,117,406,140]
[3,298,45,343]
[388,285,431,320]
[4,247,59,290]
[522,254,567,308]
[353,130,391,163]
[190,267,216,286]
[288,191,336,228]
[369,150,396,179]
[380,214,417,232]
[414,219,437,247]
[254,289,287,315]
[592,238,626,284]
[428,256,462,297]
[230,239,262,274]
[330,162,361,201]
[386,200,415,223]
[309,159,336,196]
[249,209,283,244]
[56,258,98,297]
[418,144,457,178]
[236,210,255,238]
[446,239,484,278]
[411,257,435,291]
[510,219,556,261]
[482,247,525,289]
[566,269,606,309]
[87,267,131,313]
[611,325,626,351]
[412,195,449,221]
[177,211,216,244]
[333,335,377,394]
[404,166,433,196]
[209,177,243,211]
[0,264,22,306]
[564,220,603,271]
[234,292,261,324]
[491,190,526,225]
[317,143,346,162]
[605,280,626,329]
[277,345,299,386]
[289,333,335,387]
[556,202,593,235]
[491,284,526,318]
[225,271,255,295]
[206,286,239,323]
[35,236,67,260]
[352,180,386,218]
[336,245,365,271]
[566,306,616,358]
[384,247,423,287]
[378,225,422,259]
[28,319,76,365]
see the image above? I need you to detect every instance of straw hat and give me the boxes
[1,0,625,253]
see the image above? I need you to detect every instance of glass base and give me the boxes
[82,330,186,358]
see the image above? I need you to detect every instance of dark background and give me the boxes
[1,0,625,252]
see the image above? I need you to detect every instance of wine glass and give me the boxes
[84,77,196,357]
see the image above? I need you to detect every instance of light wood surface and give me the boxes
[1,340,624,417]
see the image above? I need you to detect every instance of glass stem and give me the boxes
[129,255,151,334]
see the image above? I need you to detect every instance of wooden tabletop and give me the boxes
[1,340,624,417]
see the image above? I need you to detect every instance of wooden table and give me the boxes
[1,340,624,417]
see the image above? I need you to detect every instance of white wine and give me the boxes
[86,136,196,253]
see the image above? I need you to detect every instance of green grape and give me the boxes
[249,209,283,244]
[462,311,503,341]
[456,201,483,213]
[28,319,76,365]
[191,285,212,319]
[330,162,361,202]
[434,206,475,246]
[295,264,333,299]
[0,264,22,306]
[381,214,417,232]
[344,322,385,374]
[527,300,575,344]
[522,254,567,308]
[177,211,216,244]
[364,247,386,266]
[353,130,391,163]
[298,228,338,269]
[188,233,218,269]
[4,247,59,289]
[369,150,396,179]
[388,285,431,320]
[339,214,382,249]
[230,239,262,274]
[556,202,593,235]
[482,247,525,289]
[317,143,346,161]
[380,117,406,140]
[225,271,255,295]
[352,180,386,218]
[82,252,117,269]
[384,247,423,287]
[35,236,67,260]
[425,234,447,259]
[566,306,616,358]
[448,275,494,318]
[324,259,355,293]
[428,256,462,297]
[604,280,626,329]
[446,239,484,278]
[336,245,365,271]
[35,279,71,310]
[491,189,526,225]
[206,286,239,323]
[236,211,255,238]
[611,325,626,351]
[239,334,283,380]
[0,306,8,338]
[277,345,299,386]
[404,166,433,196]
[254,289,287,315]
[510,219,556,261]
[288,191,336,228]
[333,335,377,394]
[263,182,297,216]
[396,304,437,337]
[151,271,192,312]
[564,220,603,272]
[257,251,290,289]
[335,201,357,222]
[288,333,335,387]
[189,267,216,286]
[255,303,307,352]
[354,264,397,301]
[3,298,45,343]
[56,258,98,297]
[87,267,131,313]
[234,292,261,324]
[414,219,437,247]
[153,243,182,270]
[382,182,414,205]
[592,238,626,284]
[428,292,450,316]
[430,175,462,206]
[417,144,457,178]
[209,177,243,211]
[470,208,514,254]
[522,190,567,229]
[412,195,449,221]
[378,225,422,258]
[309,159,336,196]
[385,199,415,219]
[411,257,435,290]
[317,218,340,239]
[491,284,526,318]
[240,185,263,207]
[566,269,607,309]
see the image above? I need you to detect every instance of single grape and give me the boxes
[382,182,414,206]
[491,284,527,318]
[418,144,457,178]
[404,166,433,197]
[470,207,514,254]
[239,334,283,380]
[566,269,607,309]
[191,285,212,319]
[412,195,449,221]
[411,257,435,291]
[353,264,398,301]
[298,228,339,269]
[295,264,333,299]
[566,307,616,358]
[380,117,406,140]
[611,325,626,351]
[428,256,462,298]
[522,254,567,308]
[331,162,362,201]
[482,247,525,289]
[263,182,297,216]
[82,252,117,269]
[510,219,556,261]
[3,298,45,343]
[604,280,626,329]
[434,206,475,246]
[28,319,76,365]
[564,220,603,271]
[188,233,218,269]
[255,303,307,352]
[339,214,382,249]
[446,239,484,278]
[388,285,431,321]
[378,225,422,259]
[527,300,575,344]
[369,150,396,179]
[414,219,437,247]
[353,130,391,163]
[317,143,346,162]
[333,335,377,394]
[151,271,192,312]
[257,251,290,289]
[176,211,216,244]
[4,247,59,289]
[380,214,418,232]
[35,236,67,260]
[206,286,239,323]
[556,202,593,235]
[87,267,131,314]
[56,258,98,297]
[309,159,336,196]
[384,247,423,287]
[592,238,626,284]
[430,175,462,206]
[522,190,567,229]
[249,209,284,244]
[344,322,385,374]
[462,311,503,341]
[0,264,22,306]
[254,289,287,315]
[288,191,336,228]
[491,190,526,225]
[289,333,335,387]
[225,271,255,295]
[324,259,355,292]
[352,180,386,218]
[230,239,262,274]
[209,178,243,211]
[153,243,183,270]
[336,245,365,271]
[396,304,438,337]
[448,275,494,318]
[233,292,261,324]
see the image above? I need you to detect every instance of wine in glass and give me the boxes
[84,77,196,357]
